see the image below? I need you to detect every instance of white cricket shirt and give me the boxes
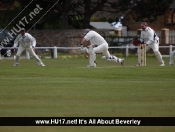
[84,31,107,46]
[141,27,159,45]
[14,33,36,47]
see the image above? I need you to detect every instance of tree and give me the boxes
[1,0,174,29]
[131,0,174,22]
[0,0,14,4]
[82,0,107,28]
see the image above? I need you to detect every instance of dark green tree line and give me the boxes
[0,0,174,29]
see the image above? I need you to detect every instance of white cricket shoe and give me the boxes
[101,56,106,60]
[87,65,96,68]
[135,63,140,66]
[159,63,165,66]
[39,63,45,66]
[135,63,142,66]
[13,63,19,66]
[121,59,125,67]
[87,63,96,68]
[169,64,173,66]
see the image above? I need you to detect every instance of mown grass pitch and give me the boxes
[0,55,175,132]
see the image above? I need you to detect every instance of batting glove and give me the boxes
[78,44,83,49]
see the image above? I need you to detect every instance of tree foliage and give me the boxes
[0,0,174,29]
[131,0,174,22]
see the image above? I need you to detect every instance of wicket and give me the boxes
[138,44,146,66]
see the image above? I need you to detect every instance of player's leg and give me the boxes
[169,50,175,66]
[95,43,124,66]
[95,44,124,66]
[14,45,25,66]
[105,51,124,63]
[151,43,165,66]
[26,47,45,66]
[86,45,96,68]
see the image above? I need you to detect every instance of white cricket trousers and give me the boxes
[137,42,164,64]
[87,43,110,66]
[93,43,110,58]
[15,45,43,65]
[87,43,123,66]
[87,43,111,66]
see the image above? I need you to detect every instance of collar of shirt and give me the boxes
[21,33,27,38]
[144,27,151,31]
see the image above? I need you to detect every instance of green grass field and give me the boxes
[0,55,175,132]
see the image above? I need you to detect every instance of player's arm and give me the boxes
[13,35,20,52]
[13,35,20,47]
[28,34,36,49]
[78,38,87,48]
[80,38,86,45]
[146,29,154,45]
[78,32,92,48]
[31,37,36,49]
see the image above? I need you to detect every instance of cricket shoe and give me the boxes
[106,56,117,61]
[135,63,140,66]
[13,63,19,66]
[87,63,96,68]
[121,59,125,67]
[159,63,165,66]
[101,56,106,60]
[38,63,45,66]
[109,56,117,60]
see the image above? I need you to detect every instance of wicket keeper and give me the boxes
[135,22,165,66]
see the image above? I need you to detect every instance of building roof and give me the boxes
[90,22,116,29]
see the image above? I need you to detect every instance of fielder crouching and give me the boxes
[79,29,124,68]
[13,28,45,66]
[135,22,165,66]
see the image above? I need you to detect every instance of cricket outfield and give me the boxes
[0,55,175,132]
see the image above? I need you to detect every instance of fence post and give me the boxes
[126,45,129,57]
[115,29,122,36]
[26,51,30,59]
[53,46,57,58]
[161,28,169,44]
[137,29,142,36]
[0,50,1,59]
[170,45,172,56]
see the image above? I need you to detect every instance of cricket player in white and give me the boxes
[136,22,165,66]
[169,50,175,66]
[79,29,124,68]
[13,28,45,66]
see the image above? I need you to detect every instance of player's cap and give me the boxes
[83,28,90,35]
[141,22,147,26]
[21,28,25,31]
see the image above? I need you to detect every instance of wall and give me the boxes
[27,28,173,55]
[28,29,111,53]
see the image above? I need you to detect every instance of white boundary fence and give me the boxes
[0,45,175,59]
[109,45,175,57]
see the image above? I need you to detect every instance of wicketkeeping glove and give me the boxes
[132,40,140,46]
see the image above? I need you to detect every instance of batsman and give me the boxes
[133,22,165,66]
[78,29,124,68]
